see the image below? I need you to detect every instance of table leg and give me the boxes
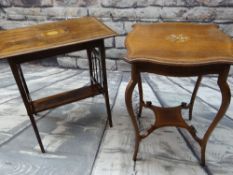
[125,65,141,161]
[137,74,144,118]
[189,76,202,120]
[28,114,45,153]
[99,40,113,127]
[8,60,45,153]
[125,64,231,165]
[200,67,230,165]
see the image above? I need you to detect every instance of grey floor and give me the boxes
[0,63,233,175]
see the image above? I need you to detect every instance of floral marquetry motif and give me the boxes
[125,22,233,66]
[166,34,190,43]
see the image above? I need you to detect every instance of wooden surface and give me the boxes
[0,63,233,174]
[125,23,233,66]
[0,17,117,60]
[32,84,101,113]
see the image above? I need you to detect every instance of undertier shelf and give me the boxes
[32,84,101,113]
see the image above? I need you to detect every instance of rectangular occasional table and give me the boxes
[0,17,117,152]
[124,22,233,165]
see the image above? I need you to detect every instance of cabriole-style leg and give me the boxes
[137,74,144,118]
[200,67,230,166]
[125,65,142,161]
[189,76,202,120]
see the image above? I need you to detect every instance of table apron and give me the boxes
[134,62,230,77]
[7,39,103,64]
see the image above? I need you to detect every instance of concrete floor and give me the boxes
[0,63,233,175]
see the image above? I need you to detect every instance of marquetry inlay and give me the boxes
[166,34,190,43]
[45,29,66,36]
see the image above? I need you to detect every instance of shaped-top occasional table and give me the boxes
[0,17,117,153]
[124,22,233,165]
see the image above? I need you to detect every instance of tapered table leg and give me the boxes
[8,60,45,153]
[99,40,113,127]
[28,114,45,153]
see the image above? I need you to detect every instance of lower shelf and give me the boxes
[152,105,188,128]
[141,102,198,141]
[31,84,101,113]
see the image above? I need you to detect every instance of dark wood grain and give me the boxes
[0,17,117,60]
[124,22,233,166]
[32,85,101,113]
[3,17,117,153]
[125,23,233,66]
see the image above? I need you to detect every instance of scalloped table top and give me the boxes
[125,22,233,66]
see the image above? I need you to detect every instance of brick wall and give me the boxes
[0,0,233,71]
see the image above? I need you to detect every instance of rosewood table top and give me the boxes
[0,16,116,60]
[125,23,233,66]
